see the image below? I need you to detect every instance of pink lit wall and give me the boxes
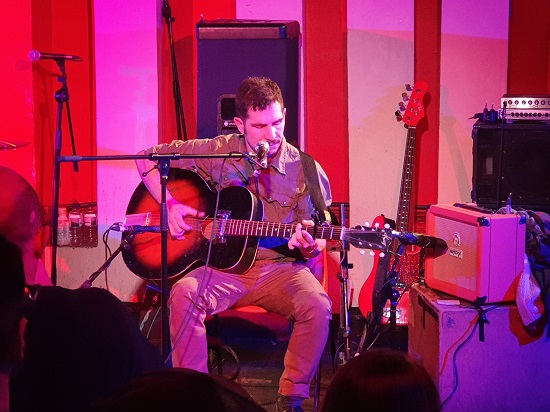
[56,0,162,299]
[438,0,509,203]
[2,0,544,304]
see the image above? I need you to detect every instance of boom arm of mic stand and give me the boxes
[80,233,136,289]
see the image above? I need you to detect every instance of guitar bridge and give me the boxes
[213,210,231,244]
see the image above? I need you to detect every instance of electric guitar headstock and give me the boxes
[394,81,428,128]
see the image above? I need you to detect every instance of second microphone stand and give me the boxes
[58,152,249,362]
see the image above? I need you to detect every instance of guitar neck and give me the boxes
[221,219,344,241]
[396,126,416,232]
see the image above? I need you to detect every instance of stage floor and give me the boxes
[135,303,408,412]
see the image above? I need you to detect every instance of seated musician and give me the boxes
[135,77,332,412]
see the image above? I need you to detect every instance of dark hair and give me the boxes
[94,368,266,412]
[235,77,284,120]
[0,234,26,363]
[321,349,441,412]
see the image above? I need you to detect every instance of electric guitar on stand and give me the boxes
[358,82,428,331]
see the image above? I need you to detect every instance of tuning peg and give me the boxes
[401,92,409,102]
[369,251,374,256]
[380,252,385,258]
[405,83,412,91]
[398,102,406,111]
[360,250,366,255]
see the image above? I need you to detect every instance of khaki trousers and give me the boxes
[169,259,332,398]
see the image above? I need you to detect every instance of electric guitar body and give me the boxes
[358,82,428,326]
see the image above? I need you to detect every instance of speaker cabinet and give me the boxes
[472,120,550,211]
[197,20,300,146]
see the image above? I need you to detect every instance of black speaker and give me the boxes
[197,19,300,146]
[472,120,550,211]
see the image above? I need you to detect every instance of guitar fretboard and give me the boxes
[218,219,344,241]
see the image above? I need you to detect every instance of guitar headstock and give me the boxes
[395,81,428,127]
[344,226,393,253]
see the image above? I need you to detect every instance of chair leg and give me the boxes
[210,314,224,376]
[206,313,241,381]
[313,359,322,412]
[329,317,338,372]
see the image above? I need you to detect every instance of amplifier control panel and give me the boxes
[498,108,550,120]
[501,94,550,109]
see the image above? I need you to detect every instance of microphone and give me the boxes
[111,223,161,234]
[393,231,448,256]
[254,141,269,169]
[28,50,83,62]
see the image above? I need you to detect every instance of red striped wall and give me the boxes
[303,0,349,204]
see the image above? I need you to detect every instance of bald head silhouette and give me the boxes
[0,167,51,285]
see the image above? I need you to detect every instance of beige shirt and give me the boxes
[146,134,332,259]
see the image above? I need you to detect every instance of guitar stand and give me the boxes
[359,243,408,352]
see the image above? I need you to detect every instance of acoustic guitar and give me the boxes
[121,169,392,281]
[358,82,428,325]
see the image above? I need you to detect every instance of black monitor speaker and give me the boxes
[472,120,550,212]
[197,19,300,146]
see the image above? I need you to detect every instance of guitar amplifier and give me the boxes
[424,204,526,303]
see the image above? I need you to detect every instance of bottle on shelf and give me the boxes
[68,207,83,247]
[83,207,98,247]
[57,207,70,246]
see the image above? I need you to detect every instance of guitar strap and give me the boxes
[299,151,332,225]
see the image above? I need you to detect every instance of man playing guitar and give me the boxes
[135,77,332,412]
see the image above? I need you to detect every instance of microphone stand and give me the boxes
[50,58,80,285]
[158,157,171,358]
[57,151,248,361]
[336,203,353,367]
[162,0,187,141]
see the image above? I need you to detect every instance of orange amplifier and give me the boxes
[425,203,526,303]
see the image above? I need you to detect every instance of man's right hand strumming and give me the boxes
[135,150,204,241]
[167,199,204,240]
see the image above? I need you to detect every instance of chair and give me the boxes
[139,252,336,412]
[209,249,334,412]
